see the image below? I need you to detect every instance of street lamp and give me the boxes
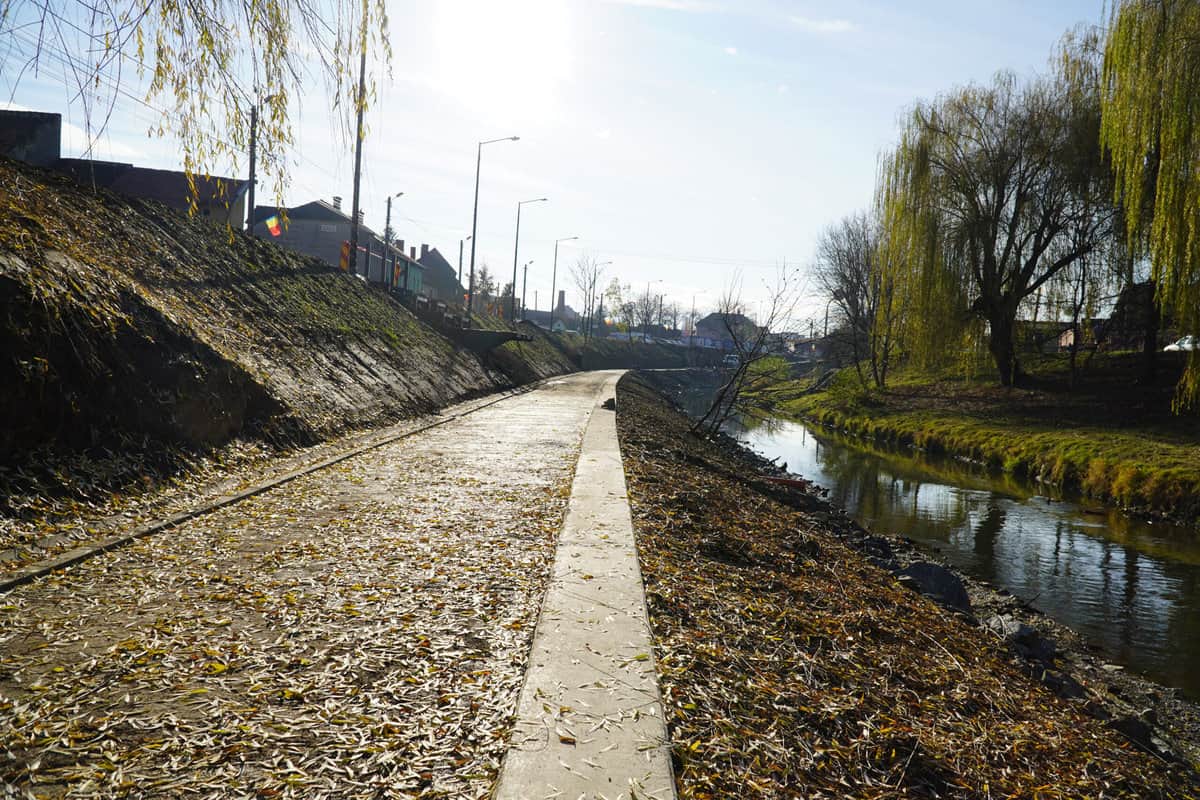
[550,236,579,332]
[246,92,279,234]
[467,135,520,318]
[512,197,547,322]
[383,191,404,289]
[521,260,534,321]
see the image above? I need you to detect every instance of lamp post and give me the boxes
[521,260,534,321]
[511,197,547,322]
[383,191,404,288]
[246,92,279,234]
[550,236,578,332]
[467,135,520,317]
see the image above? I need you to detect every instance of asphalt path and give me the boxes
[2,371,618,799]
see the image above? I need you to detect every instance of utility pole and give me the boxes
[550,236,578,332]
[383,191,403,289]
[247,104,259,234]
[690,294,697,347]
[458,235,471,298]
[347,38,368,276]
[245,93,279,234]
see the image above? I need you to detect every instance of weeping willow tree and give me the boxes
[876,38,1117,386]
[0,0,391,205]
[874,148,969,375]
[1102,0,1200,408]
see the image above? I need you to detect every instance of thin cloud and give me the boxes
[789,15,858,34]
[724,46,738,56]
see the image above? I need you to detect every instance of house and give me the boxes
[416,244,467,306]
[694,312,762,350]
[1,109,248,228]
[524,291,580,331]
[251,200,423,292]
[787,335,832,361]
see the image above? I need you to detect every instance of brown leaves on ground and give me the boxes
[1,381,594,798]
[615,373,1197,799]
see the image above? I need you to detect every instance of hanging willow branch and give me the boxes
[1101,0,1200,409]
[0,0,391,208]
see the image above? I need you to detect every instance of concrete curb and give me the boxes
[0,379,549,594]
[493,372,677,800]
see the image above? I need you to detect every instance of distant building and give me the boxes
[694,312,761,350]
[1,109,248,228]
[251,200,423,292]
[416,244,466,306]
[524,291,580,331]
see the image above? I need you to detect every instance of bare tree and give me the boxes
[813,211,898,389]
[662,302,681,333]
[633,288,659,343]
[569,255,607,341]
[692,267,804,437]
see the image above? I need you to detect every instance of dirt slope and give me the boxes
[0,158,570,513]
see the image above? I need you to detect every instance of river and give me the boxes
[661,372,1200,698]
[727,413,1200,698]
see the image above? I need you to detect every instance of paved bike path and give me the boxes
[494,372,676,800]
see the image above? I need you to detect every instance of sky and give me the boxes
[3,0,1108,327]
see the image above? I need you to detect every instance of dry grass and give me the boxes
[616,373,1197,799]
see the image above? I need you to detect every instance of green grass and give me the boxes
[783,355,1200,522]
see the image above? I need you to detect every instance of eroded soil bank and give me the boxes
[616,371,1200,798]
[0,157,576,567]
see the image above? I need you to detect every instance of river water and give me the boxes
[702,402,1200,698]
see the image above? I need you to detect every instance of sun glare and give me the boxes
[432,0,574,125]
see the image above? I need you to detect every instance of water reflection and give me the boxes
[736,415,1200,698]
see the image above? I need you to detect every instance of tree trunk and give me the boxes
[987,313,1019,387]
[1142,281,1159,383]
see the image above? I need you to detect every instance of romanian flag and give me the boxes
[265,215,282,237]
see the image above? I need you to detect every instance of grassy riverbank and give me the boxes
[781,353,1200,523]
